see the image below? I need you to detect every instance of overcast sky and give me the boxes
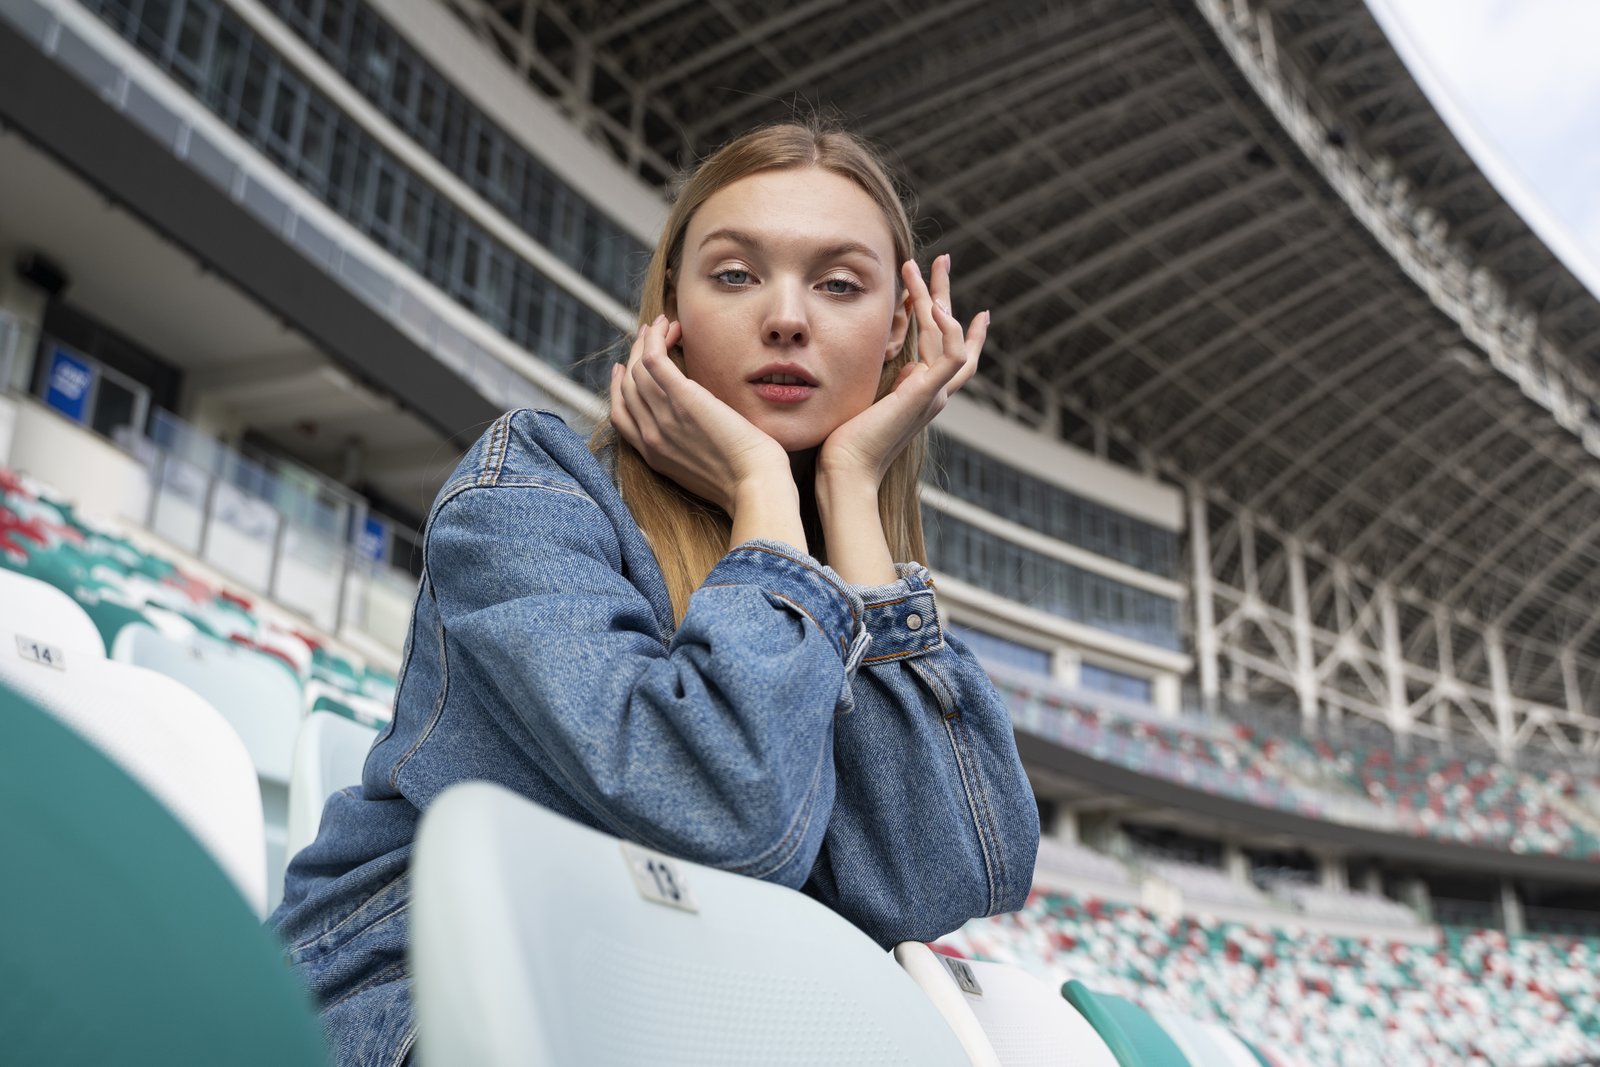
[1365,0,1600,301]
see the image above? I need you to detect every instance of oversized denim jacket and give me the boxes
[271,408,1039,1067]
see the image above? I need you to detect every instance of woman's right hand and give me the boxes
[610,315,793,516]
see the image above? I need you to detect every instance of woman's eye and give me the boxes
[713,269,751,286]
[822,277,863,295]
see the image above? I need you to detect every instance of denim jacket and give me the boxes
[270,408,1039,1067]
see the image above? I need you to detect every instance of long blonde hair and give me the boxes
[592,120,928,624]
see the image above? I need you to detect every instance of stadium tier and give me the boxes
[946,888,1600,1067]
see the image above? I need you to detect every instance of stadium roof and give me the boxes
[440,0,1600,707]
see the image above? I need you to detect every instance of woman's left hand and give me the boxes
[818,254,988,486]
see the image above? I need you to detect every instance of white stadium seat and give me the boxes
[113,625,303,910]
[285,709,379,861]
[0,568,107,662]
[410,781,974,1067]
[1153,1012,1263,1067]
[0,638,267,916]
[894,942,1120,1067]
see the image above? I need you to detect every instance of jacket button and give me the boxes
[906,612,923,631]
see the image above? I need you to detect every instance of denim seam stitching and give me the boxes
[912,658,1002,914]
[737,729,830,880]
[477,412,511,487]
[491,476,592,499]
[319,956,409,1016]
[390,605,449,790]
[730,545,859,627]
[703,582,831,647]
[390,1026,418,1067]
[288,872,410,957]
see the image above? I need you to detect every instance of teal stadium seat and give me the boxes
[410,780,975,1066]
[0,681,326,1065]
[1062,980,1192,1067]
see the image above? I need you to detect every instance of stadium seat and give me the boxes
[113,625,302,909]
[0,679,325,1064]
[894,941,1120,1066]
[1153,1013,1262,1067]
[0,568,108,661]
[1062,980,1192,1066]
[285,709,379,861]
[409,780,974,1066]
[304,678,393,725]
[0,638,267,915]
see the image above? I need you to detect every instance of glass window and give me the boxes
[1080,663,1154,705]
[947,623,1052,677]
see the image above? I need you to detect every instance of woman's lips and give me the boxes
[751,381,816,403]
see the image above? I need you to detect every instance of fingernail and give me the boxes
[654,313,667,326]
[983,309,992,323]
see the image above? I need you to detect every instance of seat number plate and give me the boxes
[940,955,984,997]
[15,636,65,670]
[620,842,697,914]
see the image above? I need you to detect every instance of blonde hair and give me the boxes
[591,120,928,625]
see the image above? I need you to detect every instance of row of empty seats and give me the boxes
[946,888,1600,1066]
[990,669,1600,860]
[8,671,1284,1065]
[2,465,394,912]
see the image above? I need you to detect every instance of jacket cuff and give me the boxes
[705,540,867,665]
[852,563,945,664]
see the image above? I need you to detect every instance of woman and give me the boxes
[272,120,1039,1066]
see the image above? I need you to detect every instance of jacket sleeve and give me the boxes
[803,563,1041,947]
[423,480,862,889]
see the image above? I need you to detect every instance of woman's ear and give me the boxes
[885,293,911,363]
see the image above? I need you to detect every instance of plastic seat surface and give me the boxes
[410,781,973,1067]
[286,710,379,861]
[113,625,302,784]
[895,942,1120,1066]
[1152,1014,1261,1067]
[0,644,268,916]
[0,679,325,1065]
[0,567,108,660]
[1062,981,1191,1067]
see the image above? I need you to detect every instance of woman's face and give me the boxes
[668,167,907,453]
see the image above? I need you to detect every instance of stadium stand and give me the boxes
[993,666,1600,861]
[946,888,1600,1066]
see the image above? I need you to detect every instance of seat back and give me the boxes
[894,943,1119,1066]
[411,781,973,1067]
[0,567,107,660]
[0,647,268,916]
[113,625,302,910]
[286,710,379,860]
[1062,981,1192,1067]
[0,679,325,1065]
[113,625,302,783]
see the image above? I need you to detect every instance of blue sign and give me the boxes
[44,347,95,424]
[356,514,389,564]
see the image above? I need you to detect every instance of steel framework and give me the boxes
[434,0,1600,754]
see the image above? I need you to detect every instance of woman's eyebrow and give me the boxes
[697,227,883,265]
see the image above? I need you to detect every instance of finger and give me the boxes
[634,317,679,411]
[948,310,989,394]
[902,260,941,366]
[609,365,642,448]
[929,253,953,321]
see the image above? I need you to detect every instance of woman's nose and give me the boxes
[762,284,809,347]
